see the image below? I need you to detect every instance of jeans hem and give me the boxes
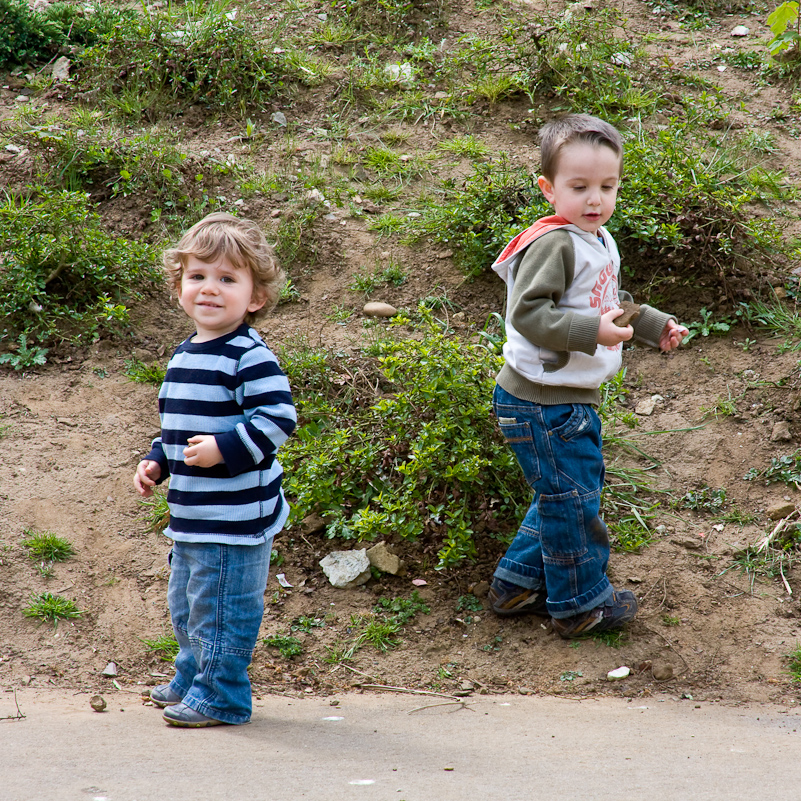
[548,579,613,618]
[493,563,544,590]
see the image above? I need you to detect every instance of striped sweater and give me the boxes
[145,323,297,545]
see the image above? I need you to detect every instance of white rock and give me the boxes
[363,301,397,318]
[5,144,20,153]
[101,662,118,678]
[384,62,413,83]
[50,56,71,82]
[305,188,325,204]
[607,666,631,681]
[730,25,749,36]
[271,111,287,127]
[635,394,663,416]
[320,549,371,588]
[611,52,631,67]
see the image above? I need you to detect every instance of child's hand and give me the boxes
[134,459,161,497]
[597,308,634,347]
[183,435,224,468]
[660,319,688,352]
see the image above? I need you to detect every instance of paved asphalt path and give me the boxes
[2,689,801,800]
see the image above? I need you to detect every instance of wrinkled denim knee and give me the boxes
[167,540,270,724]
[492,385,612,618]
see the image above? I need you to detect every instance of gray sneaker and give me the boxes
[149,684,182,708]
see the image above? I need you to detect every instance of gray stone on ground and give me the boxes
[320,549,371,588]
[614,300,641,327]
[771,421,792,442]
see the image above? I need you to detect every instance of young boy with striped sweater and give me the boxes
[134,213,296,727]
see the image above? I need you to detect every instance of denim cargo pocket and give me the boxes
[497,417,541,486]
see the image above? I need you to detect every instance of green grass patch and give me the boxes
[24,592,82,624]
[125,359,166,386]
[21,529,74,562]
[263,634,304,659]
[141,632,179,662]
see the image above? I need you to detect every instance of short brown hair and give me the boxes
[539,114,623,182]
[163,212,284,325]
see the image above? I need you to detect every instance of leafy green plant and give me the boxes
[280,311,525,568]
[0,334,48,371]
[21,529,74,561]
[24,592,82,624]
[700,388,740,419]
[681,486,727,512]
[745,450,801,485]
[456,594,483,613]
[125,359,166,386]
[263,634,304,659]
[141,632,179,662]
[685,308,733,343]
[0,188,158,344]
[662,615,681,627]
[786,642,801,682]
[290,615,325,634]
[0,0,125,67]
[767,2,801,59]
[80,0,298,116]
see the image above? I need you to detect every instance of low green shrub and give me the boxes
[0,0,126,67]
[279,311,526,568]
[398,117,789,291]
[79,0,296,116]
[0,188,159,345]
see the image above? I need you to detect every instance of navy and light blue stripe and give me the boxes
[146,324,297,545]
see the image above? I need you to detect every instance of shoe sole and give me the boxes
[162,714,224,728]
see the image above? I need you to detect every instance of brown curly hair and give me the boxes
[163,212,284,326]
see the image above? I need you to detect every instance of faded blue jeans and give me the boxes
[493,385,613,619]
[166,540,271,724]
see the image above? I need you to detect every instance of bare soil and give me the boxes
[2,0,801,710]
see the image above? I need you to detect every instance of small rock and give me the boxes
[771,421,792,442]
[384,62,413,83]
[671,536,703,550]
[767,501,796,521]
[652,663,674,681]
[305,188,325,204]
[471,580,490,598]
[301,513,326,535]
[101,662,118,678]
[50,56,71,82]
[518,686,535,695]
[366,541,402,575]
[5,144,21,154]
[434,91,449,100]
[271,111,288,127]
[437,250,454,259]
[20,676,33,687]
[319,549,371,588]
[607,666,631,681]
[730,25,749,36]
[635,395,663,416]
[614,300,641,327]
[460,680,475,691]
[90,695,107,712]
[610,52,631,67]
[363,301,397,318]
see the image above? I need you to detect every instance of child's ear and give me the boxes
[537,175,555,204]
[248,287,268,313]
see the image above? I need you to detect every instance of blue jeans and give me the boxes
[493,385,613,619]
[167,540,271,724]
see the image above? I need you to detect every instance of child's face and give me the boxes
[537,142,621,236]
[177,255,265,342]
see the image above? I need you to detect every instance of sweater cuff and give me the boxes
[567,314,601,355]
[632,305,676,349]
